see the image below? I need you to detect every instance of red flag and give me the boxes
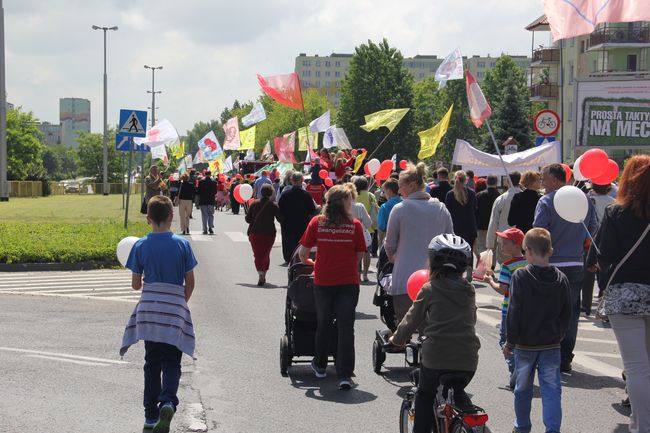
[465,70,492,129]
[257,73,304,110]
[273,132,298,163]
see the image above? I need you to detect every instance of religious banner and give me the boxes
[242,101,267,127]
[222,117,241,150]
[197,131,222,161]
[273,131,297,163]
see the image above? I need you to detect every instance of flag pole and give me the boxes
[365,128,397,161]
[484,119,513,188]
[296,77,315,166]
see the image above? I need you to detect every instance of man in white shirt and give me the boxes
[486,172,522,266]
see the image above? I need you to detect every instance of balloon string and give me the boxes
[582,221,600,255]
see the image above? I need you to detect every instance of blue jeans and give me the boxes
[513,348,562,433]
[557,266,583,366]
[144,341,182,420]
[499,309,514,373]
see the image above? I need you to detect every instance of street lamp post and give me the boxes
[0,0,8,202]
[143,65,162,201]
[92,25,118,196]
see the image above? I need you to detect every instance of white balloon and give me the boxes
[116,236,140,267]
[553,185,588,223]
[239,183,253,201]
[367,158,381,176]
[573,156,588,181]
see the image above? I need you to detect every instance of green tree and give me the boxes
[6,108,46,180]
[76,130,122,182]
[337,39,415,160]
[43,144,79,180]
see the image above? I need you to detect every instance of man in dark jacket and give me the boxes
[429,167,452,204]
[278,172,316,263]
[196,171,218,234]
[475,174,501,260]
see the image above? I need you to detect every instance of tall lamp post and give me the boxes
[92,25,118,196]
[0,0,8,202]
[143,65,162,201]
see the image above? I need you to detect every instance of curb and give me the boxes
[0,261,120,272]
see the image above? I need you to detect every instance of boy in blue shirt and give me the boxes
[120,195,198,433]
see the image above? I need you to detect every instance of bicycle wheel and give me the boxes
[450,418,472,433]
[399,398,415,433]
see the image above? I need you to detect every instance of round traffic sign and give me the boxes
[534,109,560,136]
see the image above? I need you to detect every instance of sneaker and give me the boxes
[310,359,327,378]
[144,418,158,429]
[338,377,352,390]
[560,362,572,373]
[209,228,214,234]
[153,403,174,433]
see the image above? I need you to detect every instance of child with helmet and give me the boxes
[390,233,481,433]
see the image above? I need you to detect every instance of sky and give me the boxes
[5,0,547,137]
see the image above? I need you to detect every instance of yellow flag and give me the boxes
[417,104,453,160]
[239,126,256,150]
[353,150,367,174]
[171,142,185,159]
[360,108,410,132]
[297,127,318,151]
[209,158,223,174]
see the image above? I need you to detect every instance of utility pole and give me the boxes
[143,65,162,201]
[0,0,8,202]
[92,25,118,196]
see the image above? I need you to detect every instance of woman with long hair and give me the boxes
[508,171,542,233]
[445,171,478,277]
[384,163,454,324]
[177,172,195,235]
[298,184,367,390]
[593,155,650,433]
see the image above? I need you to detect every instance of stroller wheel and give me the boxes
[372,339,386,375]
[280,335,291,377]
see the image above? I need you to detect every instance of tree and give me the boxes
[76,130,122,182]
[337,39,416,160]
[43,144,79,180]
[6,108,46,180]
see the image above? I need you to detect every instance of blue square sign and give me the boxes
[535,136,555,147]
[118,109,147,137]
[115,134,148,152]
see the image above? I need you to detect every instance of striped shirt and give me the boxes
[498,256,528,314]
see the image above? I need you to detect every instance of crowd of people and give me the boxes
[131,152,649,433]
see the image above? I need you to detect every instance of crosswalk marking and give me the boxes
[224,231,248,242]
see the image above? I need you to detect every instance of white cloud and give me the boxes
[5,0,544,137]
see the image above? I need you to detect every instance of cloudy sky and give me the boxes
[5,0,547,136]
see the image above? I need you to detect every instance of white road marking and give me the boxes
[577,337,618,345]
[25,354,112,367]
[184,403,208,432]
[572,353,624,380]
[0,290,138,303]
[574,350,621,359]
[1,286,131,293]
[0,346,128,364]
[224,231,248,242]
[189,234,215,242]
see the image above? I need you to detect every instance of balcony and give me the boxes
[530,83,559,100]
[531,47,560,66]
[589,27,650,50]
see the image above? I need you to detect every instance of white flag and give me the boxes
[324,125,351,149]
[391,153,397,170]
[150,144,168,161]
[134,118,179,148]
[197,131,223,161]
[193,149,205,165]
[309,110,331,133]
[222,117,241,150]
[244,149,256,161]
[435,48,464,88]
[183,154,193,168]
[242,101,267,127]
[223,155,233,172]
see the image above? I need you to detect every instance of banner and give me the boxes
[239,125,256,150]
[242,101,267,127]
[134,118,179,148]
[323,125,352,150]
[257,72,304,110]
[418,104,454,159]
[360,108,410,132]
[435,48,464,88]
[466,70,492,129]
[353,150,367,173]
[150,144,168,163]
[170,141,185,159]
[209,158,223,174]
[193,149,205,165]
[298,127,318,151]
[261,141,272,159]
[452,139,561,176]
[197,131,223,161]
[223,155,234,173]
[309,110,331,133]
[274,132,297,163]
[222,117,241,150]
[244,149,256,161]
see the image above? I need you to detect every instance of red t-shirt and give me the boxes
[305,183,327,206]
[300,216,367,286]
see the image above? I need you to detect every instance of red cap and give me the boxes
[496,228,525,246]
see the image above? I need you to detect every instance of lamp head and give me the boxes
[91,25,100,30]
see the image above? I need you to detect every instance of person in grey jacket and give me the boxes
[384,162,454,324]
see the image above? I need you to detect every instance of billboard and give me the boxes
[575,79,650,149]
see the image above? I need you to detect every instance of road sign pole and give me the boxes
[121,152,125,209]
[124,138,134,229]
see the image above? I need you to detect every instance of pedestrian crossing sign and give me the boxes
[119,109,147,137]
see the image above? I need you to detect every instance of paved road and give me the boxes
[0,208,631,433]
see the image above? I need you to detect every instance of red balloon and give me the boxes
[473,176,479,183]
[247,198,255,206]
[233,184,245,204]
[561,163,573,183]
[350,149,358,156]
[250,175,256,181]
[591,159,619,185]
[407,270,430,301]
[580,148,609,179]
[376,160,393,181]
[364,162,371,176]
[399,159,408,170]
[319,169,329,180]
[324,177,333,187]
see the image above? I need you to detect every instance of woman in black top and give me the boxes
[593,155,650,433]
[177,172,196,235]
[508,171,542,233]
[445,171,477,277]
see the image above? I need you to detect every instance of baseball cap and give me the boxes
[496,228,525,246]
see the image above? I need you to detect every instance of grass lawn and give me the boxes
[0,194,150,264]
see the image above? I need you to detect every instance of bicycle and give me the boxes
[536,116,557,130]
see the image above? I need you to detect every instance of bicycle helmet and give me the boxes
[428,234,472,272]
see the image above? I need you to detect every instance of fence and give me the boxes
[8,181,143,198]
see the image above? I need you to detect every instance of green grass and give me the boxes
[0,194,150,264]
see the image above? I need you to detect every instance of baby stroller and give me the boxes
[372,247,420,374]
[280,248,337,377]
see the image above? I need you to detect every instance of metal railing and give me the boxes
[530,83,559,99]
[7,181,143,197]
[590,27,650,46]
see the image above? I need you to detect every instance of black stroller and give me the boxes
[372,247,420,374]
[280,248,337,376]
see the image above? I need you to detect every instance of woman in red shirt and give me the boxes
[298,183,367,390]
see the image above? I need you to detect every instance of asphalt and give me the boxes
[0,206,632,433]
